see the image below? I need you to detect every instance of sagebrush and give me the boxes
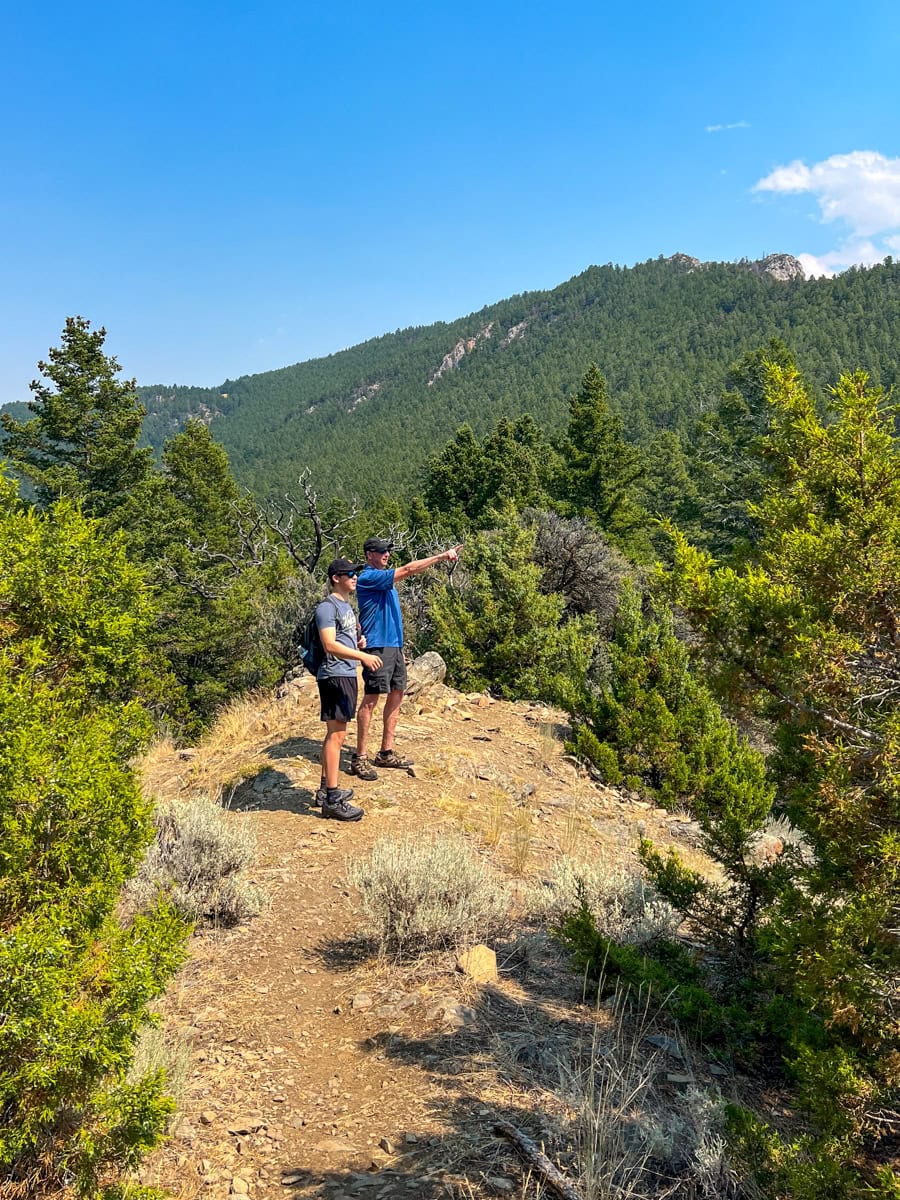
[347,835,511,957]
[128,794,262,926]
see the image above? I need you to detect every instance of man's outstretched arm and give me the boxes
[392,544,462,583]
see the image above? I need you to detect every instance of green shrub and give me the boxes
[568,728,623,785]
[568,584,772,824]
[659,366,900,1196]
[556,903,751,1046]
[0,475,188,1197]
[425,503,597,704]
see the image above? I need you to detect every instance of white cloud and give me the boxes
[753,150,900,275]
[798,240,885,279]
[706,120,750,133]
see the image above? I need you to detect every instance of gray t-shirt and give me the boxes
[315,596,358,679]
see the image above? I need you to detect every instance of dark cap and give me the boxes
[326,557,357,579]
[363,537,394,554]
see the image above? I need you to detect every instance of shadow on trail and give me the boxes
[266,734,323,766]
[276,929,597,1198]
[228,769,320,816]
[276,1090,566,1198]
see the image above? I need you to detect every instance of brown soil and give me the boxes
[138,676,700,1200]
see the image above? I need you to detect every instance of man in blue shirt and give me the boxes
[352,536,462,780]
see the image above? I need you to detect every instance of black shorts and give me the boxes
[362,646,407,694]
[317,675,358,723]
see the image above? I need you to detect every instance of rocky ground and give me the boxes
[137,671,720,1200]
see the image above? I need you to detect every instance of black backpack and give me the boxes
[299,598,339,674]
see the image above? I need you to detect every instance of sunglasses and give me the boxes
[334,570,358,578]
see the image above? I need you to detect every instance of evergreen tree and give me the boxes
[425,504,596,704]
[1,317,153,519]
[422,415,556,530]
[638,428,702,550]
[555,365,647,552]
[569,584,772,828]
[0,471,187,1197]
[659,365,900,1195]
[688,338,798,558]
[422,424,484,529]
[144,421,290,729]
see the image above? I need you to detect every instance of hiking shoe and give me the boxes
[350,754,379,781]
[314,785,353,807]
[322,794,364,822]
[373,749,415,769]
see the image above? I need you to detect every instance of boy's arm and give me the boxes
[319,625,382,670]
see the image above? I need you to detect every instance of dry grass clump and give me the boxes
[139,687,307,807]
[565,987,739,1199]
[127,795,263,926]
[127,1021,191,1105]
[565,985,662,1200]
[530,856,679,947]
[347,835,511,958]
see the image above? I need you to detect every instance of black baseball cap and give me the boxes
[326,557,358,579]
[363,537,394,554]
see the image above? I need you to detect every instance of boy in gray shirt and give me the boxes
[314,558,383,821]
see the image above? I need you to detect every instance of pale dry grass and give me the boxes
[482,787,507,849]
[509,806,535,876]
[128,1020,191,1105]
[565,983,663,1200]
[140,688,310,807]
[539,720,559,767]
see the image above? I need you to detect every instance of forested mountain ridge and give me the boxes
[9,253,900,500]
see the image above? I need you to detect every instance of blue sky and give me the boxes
[2,0,899,403]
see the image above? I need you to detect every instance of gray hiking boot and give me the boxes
[314,783,354,807]
[322,791,364,822]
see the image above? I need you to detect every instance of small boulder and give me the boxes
[456,944,497,984]
[404,652,447,701]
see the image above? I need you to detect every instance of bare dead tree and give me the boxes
[260,471,359,573]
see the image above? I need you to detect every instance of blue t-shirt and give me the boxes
[315,596,358,679]
[356,567,403,648]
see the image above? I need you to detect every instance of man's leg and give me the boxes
[379,689,404,753]
[355,692,380,759]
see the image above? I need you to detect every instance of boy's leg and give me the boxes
[322,721,347,787]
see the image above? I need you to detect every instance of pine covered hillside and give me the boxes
[38,255,900,499]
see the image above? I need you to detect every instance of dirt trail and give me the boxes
[140,677,680,1200]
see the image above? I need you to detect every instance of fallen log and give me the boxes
[493,1120,583,1200]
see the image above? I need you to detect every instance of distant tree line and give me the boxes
[122,255,900,501]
